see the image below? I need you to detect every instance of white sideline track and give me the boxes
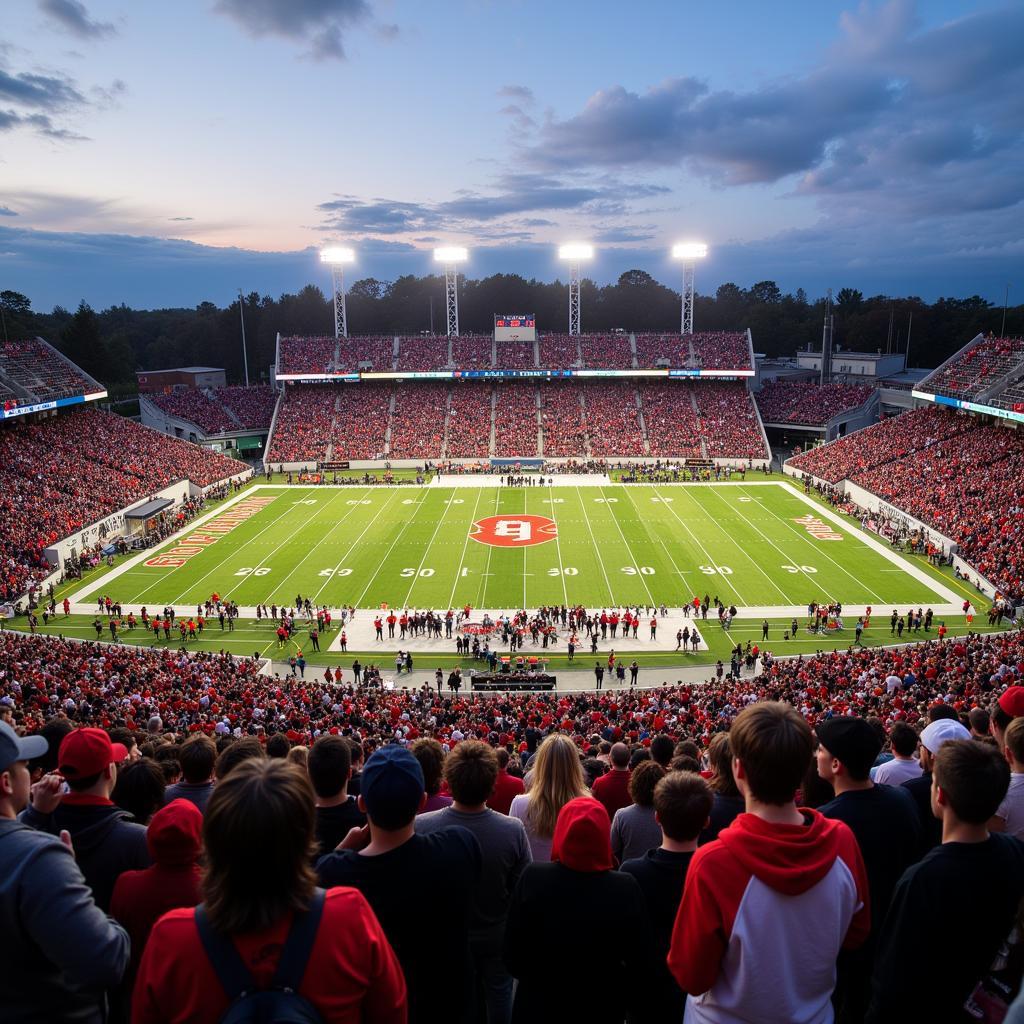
[66,480,968,642]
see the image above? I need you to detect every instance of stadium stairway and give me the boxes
[440,386,454,459]
[635,387,651,455]
[488,385,497,456]
[383,388,398,457]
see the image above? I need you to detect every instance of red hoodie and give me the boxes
[111,799,203,978]
[551,797,612,872]
[668,809,869,1024]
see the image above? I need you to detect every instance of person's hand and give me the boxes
[338,824,370,852]
[59,830,76,858]
[30,773,65,814]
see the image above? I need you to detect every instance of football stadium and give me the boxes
[2,3,1023,1023]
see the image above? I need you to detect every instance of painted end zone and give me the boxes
[144,496,277,568]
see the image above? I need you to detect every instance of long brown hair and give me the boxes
[526,734,589,839]
[201,758,317,934]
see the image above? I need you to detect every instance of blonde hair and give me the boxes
[526,734,589,839]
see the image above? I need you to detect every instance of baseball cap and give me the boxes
[0,720,48,773]
[58,728,128,780]
[920,718,971,754]
[998,686,1024,719]
[360,745,425,829]
[816,717,882,777]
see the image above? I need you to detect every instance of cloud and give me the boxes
[526,1,1024,224]
[498,84,534,104]
[38,0,116,39]
[168,216,194,222]
[0,205,17,216]
[0,108,88,140]
[0,68,85,110]
[213,0,372,60]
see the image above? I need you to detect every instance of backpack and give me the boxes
[194,889,326,1024]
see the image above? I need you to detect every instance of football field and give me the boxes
[74,481,958,613]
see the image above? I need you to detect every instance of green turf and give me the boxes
[82,481,951,612]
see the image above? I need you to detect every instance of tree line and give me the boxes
[0,274,1019,389]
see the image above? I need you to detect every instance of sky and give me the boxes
[0,0,1022,311]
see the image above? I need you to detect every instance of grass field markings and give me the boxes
[548,484,570,606]
[739,486,885,604]
[311,488,408,607]
[617,485,691,599]
[599,486,657,607]
[403,489,470,609]
[475,488,502,608]
[245,488,372,605]
[698,487,813,604]
[573,487,615,606]
[153,492,304,607]
[652,486,748,606]
[446,487,486,609]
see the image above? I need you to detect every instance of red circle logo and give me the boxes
[471,514,558,547]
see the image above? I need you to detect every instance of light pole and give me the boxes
[558,243,593,336]
[237,288,250,386]
[320,247,355,339]
[433,247,468,337]
[672,242,707,335]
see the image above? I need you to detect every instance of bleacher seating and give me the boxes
[0,408,246,600]
[922,335,1024,401]
[331,384,390,460]
[497,340,536,369]
[634,333,688,367]
[451,335,494,370]
[579,334,633,369]
[690,331,752,371]
[338,336,395,372]
[693,381,768,459]
[537,333,580,368]
[149,390,237,434]
[267,384,335,463]
[445,384,492,458]
[580,382,646,457]
[539,385,588,457]
[640,384,702,458]
[397,336,448,371]
[388,383,447,459]
[0,339,99,402]
[278,336,335,375]
[213,386,277,430]
[756,381,874,425]
[493,385,539,457]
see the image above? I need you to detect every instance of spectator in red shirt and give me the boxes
[131,758,406,1024]
[487,748,525,815]
[591,742,633,820]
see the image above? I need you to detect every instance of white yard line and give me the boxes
[475,488,502,608]
[617,486,691,597]
[312,488,406,606]
[548,484,570,606]
[599,486,657,606]
[447,487,486,609]
[652,485,749,605]
[402,491,462,608]
[574,486,615,605]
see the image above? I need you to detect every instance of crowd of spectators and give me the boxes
[148,390,237,434]
[266,384,335,463]
[923,335,1024,400]
[0,339,98,402]
[278,336,336,375]
[640,384,702,458]
[331,384,390,460]
[539,384,587,457]
[211,386,276,430]
[445,385,493,459]
[493,386,539,458]
[388,384,447,459]
[451,336,495,370]
[690,331,752,371]
[790,405,1024,601]
[338,336,395,372]
[537,333,581,368]
[496,340,536,369]
[0,409,246,601]
[692,382,769,460]
[3,620,1024,1021]
[396,336,449,371]
[634,333,688,367]
[579,334,633,369]
[756,380,875,425]
[581,382,646,457]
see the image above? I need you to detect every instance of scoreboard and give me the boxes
[494,313,536,342]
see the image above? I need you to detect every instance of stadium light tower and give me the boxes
[320,247,355,339]
[558,243,593,336]
[672,242,707,335]
[434,247,468,337]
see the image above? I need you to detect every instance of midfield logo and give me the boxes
[470,514,558,548]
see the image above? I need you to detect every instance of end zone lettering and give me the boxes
[143,496,277,568]
[793,514,844,541]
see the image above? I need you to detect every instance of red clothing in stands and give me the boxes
[487,769,525,815]
[592,768,633,818]
[131,887,407,1024]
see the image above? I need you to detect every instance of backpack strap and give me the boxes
[272,889,326,992]
[194,904,254,1001]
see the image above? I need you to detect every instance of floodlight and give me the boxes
[672,242,707,260]
[320,246,355,264]
[434,246,468,263]
[558,243,594,261]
